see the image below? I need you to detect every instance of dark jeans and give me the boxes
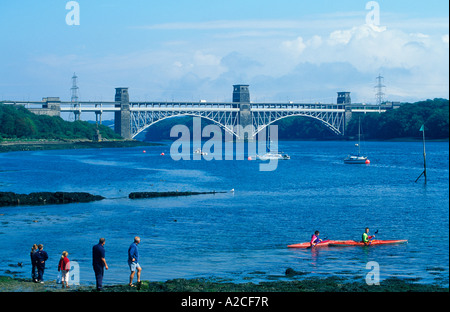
[37,264,45,281]
[93,265,104,290]
[31,263,37,280]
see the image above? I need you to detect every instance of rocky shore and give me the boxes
[0,275,447,293]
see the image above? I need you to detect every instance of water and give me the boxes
[0,140,448,287]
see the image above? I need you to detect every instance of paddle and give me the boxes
[310,236,328,247]
[367,230,378,245]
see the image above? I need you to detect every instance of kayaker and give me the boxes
[362,228,375,245]
[310,231,323,247]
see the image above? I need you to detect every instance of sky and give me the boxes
[0,0,448,105]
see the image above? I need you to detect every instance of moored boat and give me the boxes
[257,152,290,160]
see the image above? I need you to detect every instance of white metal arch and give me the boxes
[131,112,239,139]
[252,113,342,138]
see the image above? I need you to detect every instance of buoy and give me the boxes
[248,156,252,160]
[365,159,370,164]
[161,152,165,156]
[143,150,146,153]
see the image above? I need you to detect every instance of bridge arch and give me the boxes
[252,112,343,138]
[131,112,239,139]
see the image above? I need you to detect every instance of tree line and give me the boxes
[2,98,447,142]
[0,104,121,141]
[141,98,448,141]
[346,98,449,140]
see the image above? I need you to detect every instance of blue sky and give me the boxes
[0,0,448,105]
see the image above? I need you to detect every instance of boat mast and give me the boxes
[357,117,361,156]
[415,125,427,183]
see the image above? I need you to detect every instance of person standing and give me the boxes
[58,251,71,289]
[34,244,48,283]
[30,244,38,282]
[92,238,108,291]
[128,236,142,287]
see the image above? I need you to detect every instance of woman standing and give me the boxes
[58,251,71,288]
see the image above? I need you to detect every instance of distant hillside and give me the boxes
[0,104,122,141]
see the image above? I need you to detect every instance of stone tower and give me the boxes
[114,87,131,139]
[233,85,252,140]
[337,92,352,132]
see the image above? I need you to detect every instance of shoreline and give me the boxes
[0,275,448,292]
[0,139,163,153]
[1,137,447,155]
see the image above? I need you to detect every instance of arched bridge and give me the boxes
[102,85,347,140]
[4,85,393,140]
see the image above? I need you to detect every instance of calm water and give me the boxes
[0,140,448,287]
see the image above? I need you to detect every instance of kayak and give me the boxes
[287,239,332,248]
[328,239,408,247]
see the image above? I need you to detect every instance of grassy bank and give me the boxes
[1,275,447,293]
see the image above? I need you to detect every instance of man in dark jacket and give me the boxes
[92,238,108,291]
[34,244,48,283]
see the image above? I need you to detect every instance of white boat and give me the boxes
[344,153,368,164]
[194,148,208,156]
[344,118,369,164]
[257,152,290,160]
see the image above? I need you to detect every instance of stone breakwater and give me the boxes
[129,191,227,199]
[0,191,105,207]
[0,191,226,207]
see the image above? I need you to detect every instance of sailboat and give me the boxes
[344,118,370,164]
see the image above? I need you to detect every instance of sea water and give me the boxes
[0,140,448,287]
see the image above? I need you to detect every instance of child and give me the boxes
[310,230,323,247]
[58,251,71,288]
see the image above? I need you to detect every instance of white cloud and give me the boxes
[31,16,449,104]
[282,36,307,54]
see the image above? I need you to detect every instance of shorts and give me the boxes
[128,262,141,272]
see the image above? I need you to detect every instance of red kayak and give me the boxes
[328,239,408,247]
[287,240,337,248]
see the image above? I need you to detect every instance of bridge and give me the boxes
[2,85,396,140]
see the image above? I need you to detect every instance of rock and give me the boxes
[128,191,226,199]
[0,191,105,207]
[285,268,308,277]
